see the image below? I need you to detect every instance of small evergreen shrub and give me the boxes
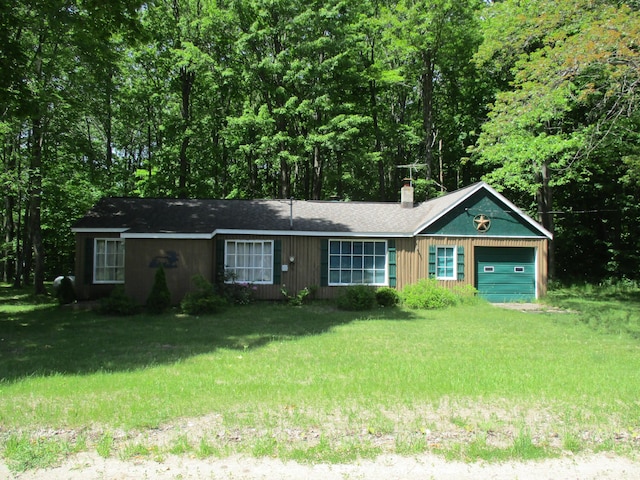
[181,275,228,315]
[375,287,400,307]
[336,285,377,311]
[401,278,458,309]
[146,266,171,314]
[56,276,76,305]
[98,285,139,315]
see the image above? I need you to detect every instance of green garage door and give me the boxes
[475,247,536,302]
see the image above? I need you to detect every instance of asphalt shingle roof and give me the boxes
[71,183,493,236]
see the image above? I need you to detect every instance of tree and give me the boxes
[472,0,640,280]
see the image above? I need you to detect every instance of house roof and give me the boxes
[71,182,552,239]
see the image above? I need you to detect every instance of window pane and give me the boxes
[94,239,125,283]
[375,256,385,269]
[364,242,374,254]
[364,270,374,283]
[225,241,273,284]
[341,271,352,284]
[341,241,351,254]
[375,242,385,255]
[330,241,340,254]
[330,270,340,283]
[353,242,363,255]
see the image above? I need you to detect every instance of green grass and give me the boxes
[1,283,640,471]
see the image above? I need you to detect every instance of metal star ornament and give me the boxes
[473,214,491,232]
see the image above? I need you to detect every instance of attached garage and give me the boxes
[475,246,536,302]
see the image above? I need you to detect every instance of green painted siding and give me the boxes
[475,247,536,302]
[422,190,544,237]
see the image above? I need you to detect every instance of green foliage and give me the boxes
[55,276,76,306]
[3,434,83,472]
[181,275,227,315]
[401,278,458,309]
[375,287,400,307]
[336,285,377,311]
[218,271,256,305]
[146,266,171,314]
[97,285,139,316]
[281,284,317,306]
[451,284,480,305]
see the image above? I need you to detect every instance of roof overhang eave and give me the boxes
[71,227,129,233]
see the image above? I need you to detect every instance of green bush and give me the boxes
[97,286,139,315]
[281,284,318,306]
[451,284,480,305]
[181,275,228,315]
[401,278,458,309]
[56,276,76,305]
[375,287,400,307]
[217,271,257,305]
[336,285,377,311]
[146,266,171,314]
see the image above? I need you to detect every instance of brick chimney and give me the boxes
[401,178,414,208]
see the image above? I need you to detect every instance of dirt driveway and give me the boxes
[3,451,640,480]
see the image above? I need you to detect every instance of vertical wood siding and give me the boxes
[76,232,548,303]
[125,238,214,304]
[395,237,548,299]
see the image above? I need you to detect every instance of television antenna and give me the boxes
[397,162,427,182]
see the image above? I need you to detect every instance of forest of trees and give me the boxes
[1,0,639,294]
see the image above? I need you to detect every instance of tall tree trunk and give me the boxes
[421,50,435,182]
[312,144,322,200]
[29,115,46,295]
[537,161,555,279]
[178,67,195,197]
[3,136,16,283]
[105,71,114,170]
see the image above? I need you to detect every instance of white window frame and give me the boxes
[435,246,457,280]
[224,240,274,284]
[328,239,388,286]
[94,238,125,284]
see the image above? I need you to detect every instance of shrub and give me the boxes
[336,285,377,311]
[98,286,139,315]
[56,276,76,305]
[401,278,458,309]
[218,271,257,305]
[146,266,171,314]
[451,284,480,305]
[281,284,317,306]
[181,275,228,315]
[375,287,400,307]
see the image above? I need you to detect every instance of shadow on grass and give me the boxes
[546,285,640,339]
[0,299,419,383]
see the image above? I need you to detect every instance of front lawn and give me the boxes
[1,284,639,470]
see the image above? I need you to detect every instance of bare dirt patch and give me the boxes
[3,402,640,479]
[3,451,640,480]
[494,303,574,313]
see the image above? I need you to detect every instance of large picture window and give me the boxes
[94,238,125,283]
[328,240,387,286]
[436,246,456,280]
[225,240,273,284]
